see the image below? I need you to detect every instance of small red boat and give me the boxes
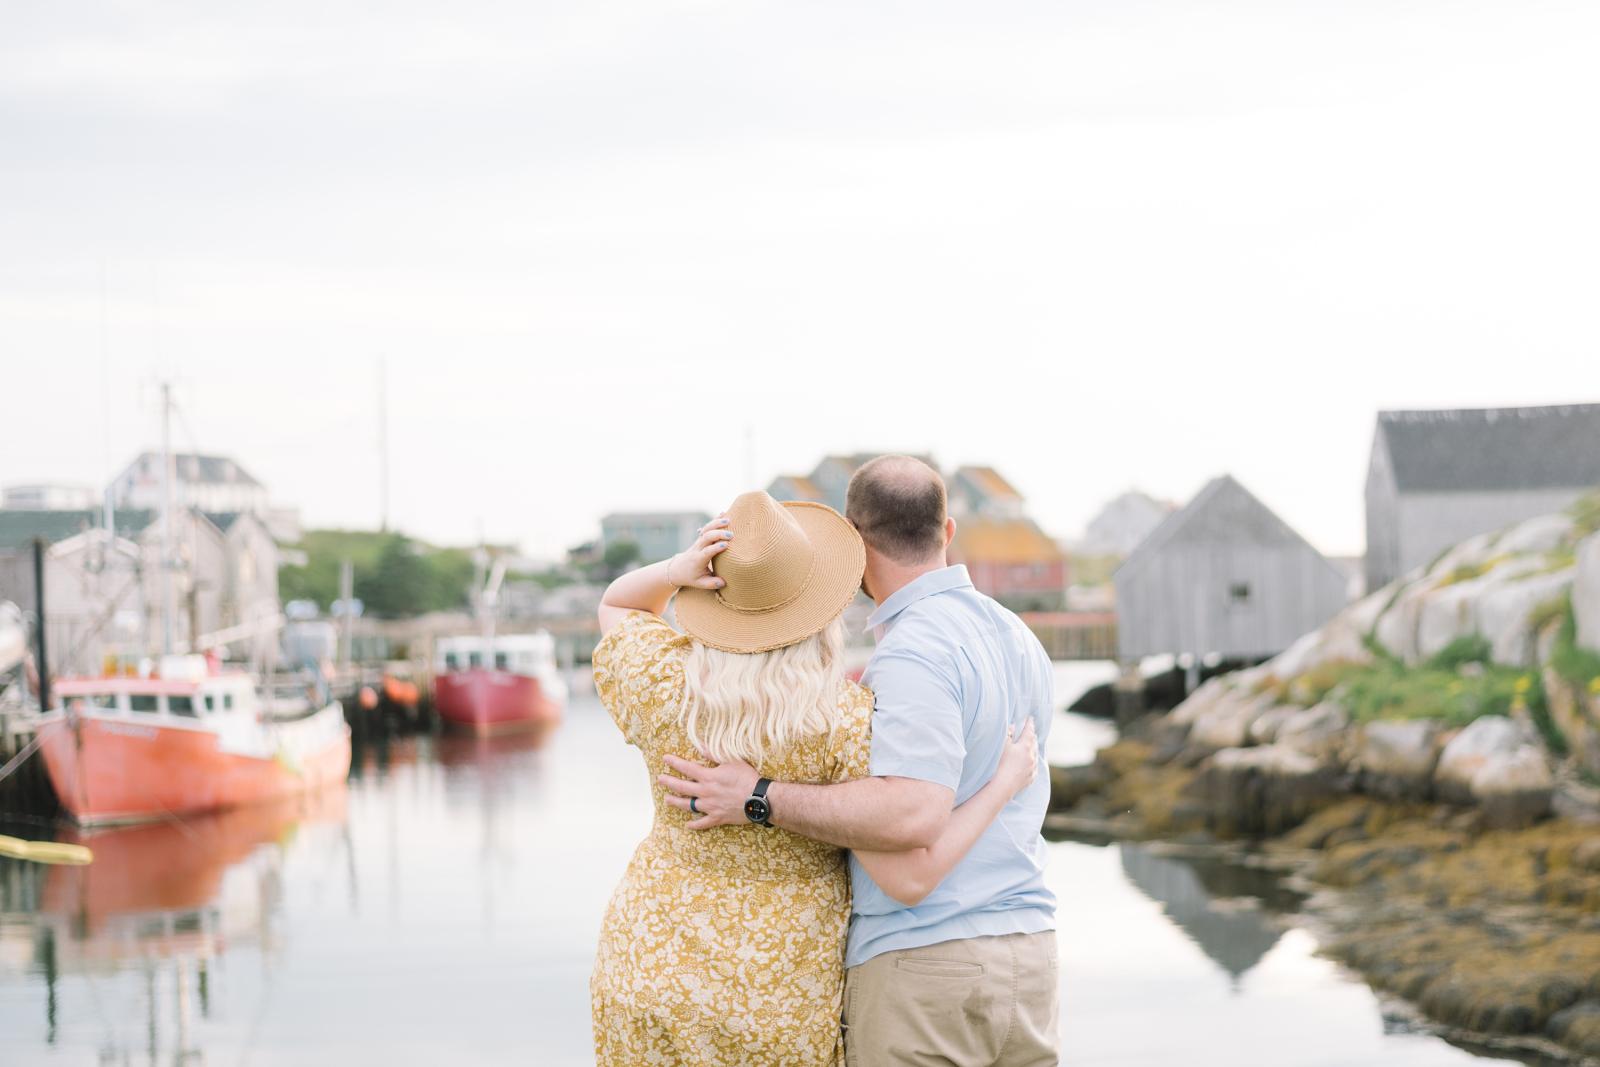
[35,655,351,826]
[432,633,566,736]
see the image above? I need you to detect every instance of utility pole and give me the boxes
[32,538,50,713]
[378,357,390,533]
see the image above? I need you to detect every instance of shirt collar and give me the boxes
[865,564,974,635]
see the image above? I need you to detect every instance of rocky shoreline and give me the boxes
[1050,497,1600,1063]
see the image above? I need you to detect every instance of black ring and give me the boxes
[689,797,699,814]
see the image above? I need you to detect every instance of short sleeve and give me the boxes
[591,611,688,745]
[862,649,964,790]
[828,685,874,783]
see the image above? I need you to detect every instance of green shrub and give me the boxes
[1570,492,1600,539]
[1426,634,1493,672]
[1286,659,1368,706]
[1516,672,1568,757]
[1551,597,1600,691]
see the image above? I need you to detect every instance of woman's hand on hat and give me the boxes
[666,517,732,590]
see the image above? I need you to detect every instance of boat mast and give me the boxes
[160,382,175,656]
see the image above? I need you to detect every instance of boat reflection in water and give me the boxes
[10,787,347,1062]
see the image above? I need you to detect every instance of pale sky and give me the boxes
[3,1,1598,560]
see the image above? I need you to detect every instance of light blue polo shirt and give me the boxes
[846,564,1057,969]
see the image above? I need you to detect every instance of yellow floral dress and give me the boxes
[591,611,872,1067]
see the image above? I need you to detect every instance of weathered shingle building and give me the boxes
[1115,475,1348,662]
[1365,404,1600,591]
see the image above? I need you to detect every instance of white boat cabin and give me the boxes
[435,633,557,676]
[54,654,261,724]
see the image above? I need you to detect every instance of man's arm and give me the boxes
[657,754,954,851]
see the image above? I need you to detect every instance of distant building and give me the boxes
[770,454,1066,608]
[2,484,97,510]
[950,517,1069,611]
[768,453,937,515]
[600,512,712,565]
[0,506,281,675]
[1365,404,1600,591]
[948,466,1025,519]
[1078,490,1177,557]
[111,452,270,517]
[1115,475,1348,663]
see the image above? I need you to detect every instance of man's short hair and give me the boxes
[845,455,948,564]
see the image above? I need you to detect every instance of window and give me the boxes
[494,652,509,671]
[223,693,234,710]
[168,696,197,718]
[468,652,482,668]
[445,652,460,671]
[201,694,214,714]
[130,695,159,713]
[1229,582,1252,606]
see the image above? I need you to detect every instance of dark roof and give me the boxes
[203,510,242,533]
[1377,404,1600,493]
[0,509,157,550]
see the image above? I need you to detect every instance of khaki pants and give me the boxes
[843,931,1059,1066]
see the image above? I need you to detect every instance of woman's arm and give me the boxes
[598,518,731,634]
[854,717,1039,907]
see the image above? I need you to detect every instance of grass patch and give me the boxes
[1284,659,1369,706]
[1435,553,1514,588]
[1529,594,1571,635]
[1329,660,1525,727]
[1425,634,1492,672]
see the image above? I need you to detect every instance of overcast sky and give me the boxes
[3,1,1598,559]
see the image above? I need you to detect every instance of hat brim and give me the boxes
[674,502,866,654]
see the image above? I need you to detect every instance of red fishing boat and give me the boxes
[432,632,566,736]
[34,654,351,827]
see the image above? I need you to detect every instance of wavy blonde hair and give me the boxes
[679,616,845,766]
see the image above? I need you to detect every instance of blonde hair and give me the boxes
[680,616,845,766]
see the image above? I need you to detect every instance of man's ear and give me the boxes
[944,516,957,548]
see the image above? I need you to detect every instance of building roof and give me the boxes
[0,508,158,550]
[1118,475,1339,581]
[1376,403,1600,493]
[956,466,1023,501]
[767,474,827,502]
[121,452,263,487]
[951,517,1066,564]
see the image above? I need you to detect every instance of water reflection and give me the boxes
[0,701,1547,1067]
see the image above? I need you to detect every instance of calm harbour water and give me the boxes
[0,665,1533,1066]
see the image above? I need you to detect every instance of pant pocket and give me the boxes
[894,957,986,979]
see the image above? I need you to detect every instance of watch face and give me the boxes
[744,797,770,824]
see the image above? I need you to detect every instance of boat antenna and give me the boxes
[378,356,390,533]
[160,381,175,657]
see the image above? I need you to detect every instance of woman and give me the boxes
[590,491,1038,1066]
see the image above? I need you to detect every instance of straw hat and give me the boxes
[675,491,865,654]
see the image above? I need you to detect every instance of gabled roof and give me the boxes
[955,466,1023,501]
[0,508,158,550]
[1118,475,1338,581]
[1376,403,1600,493]
[951,517,1065,564]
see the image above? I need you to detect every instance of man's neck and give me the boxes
[868,557,949,607]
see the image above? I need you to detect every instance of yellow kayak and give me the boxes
[0,834,93,866]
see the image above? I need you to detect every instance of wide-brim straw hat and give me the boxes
[675,491,865,654]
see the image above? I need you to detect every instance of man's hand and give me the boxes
[659,754,760,830]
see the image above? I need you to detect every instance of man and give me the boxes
[659,455,1059,1066]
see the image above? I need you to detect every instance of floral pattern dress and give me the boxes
[590,611,873,1067]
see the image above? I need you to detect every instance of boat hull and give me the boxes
[433,669,563,736]
[35,707,351,827]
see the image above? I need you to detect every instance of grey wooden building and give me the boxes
[1115,475,1349,663]
[1365,404,1600,592]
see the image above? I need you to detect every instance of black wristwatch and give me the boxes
[744,778,774,826]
